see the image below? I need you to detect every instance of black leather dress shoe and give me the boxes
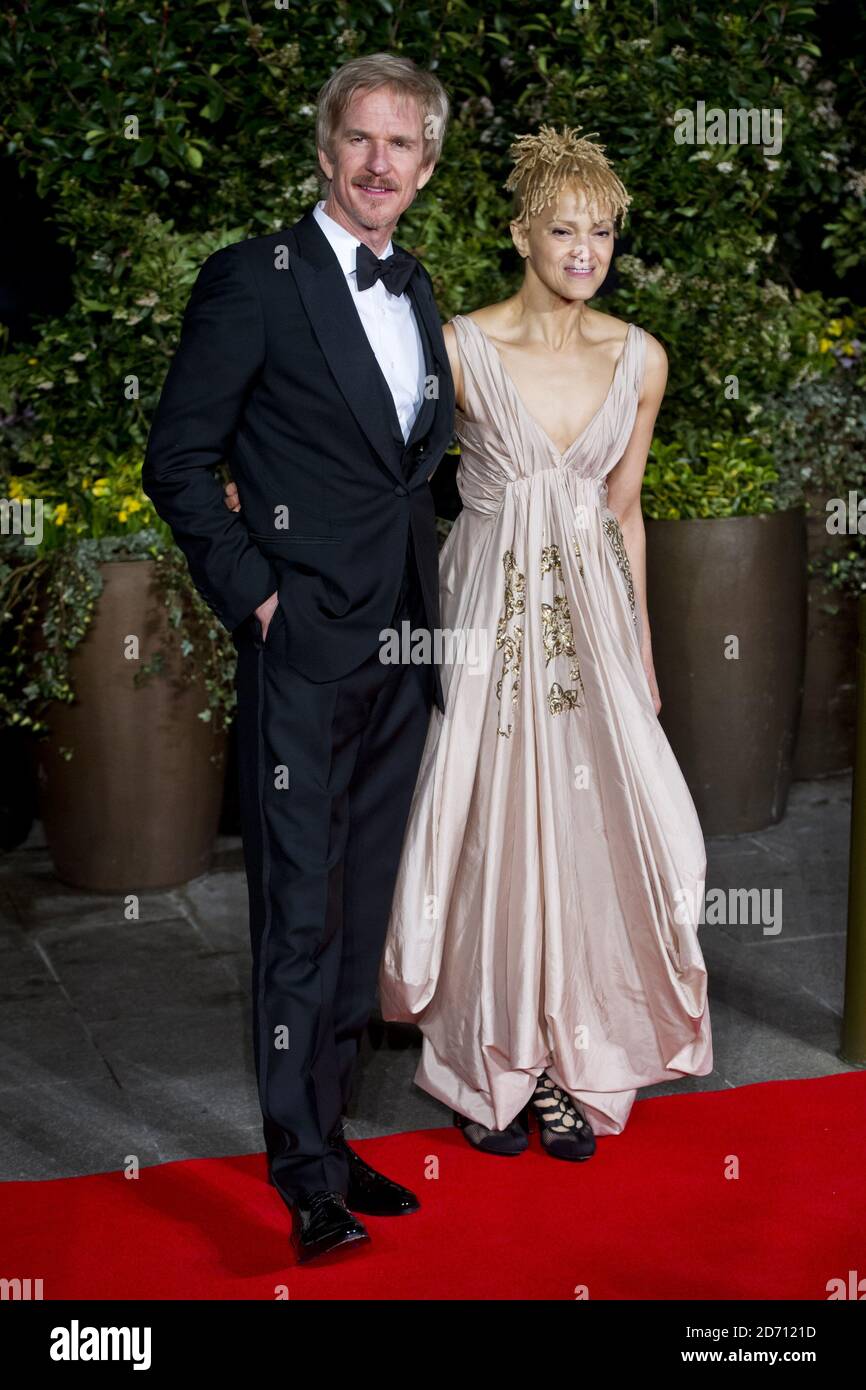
[334,1137,421,1216]
[290,1190,370,1264]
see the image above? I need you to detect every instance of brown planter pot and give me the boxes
[792,487,857,779]
[645,507,807,835]
[36,558,227,891]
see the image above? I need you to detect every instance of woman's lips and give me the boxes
[565,264,595,276]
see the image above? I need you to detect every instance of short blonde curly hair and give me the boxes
[505,124,632,230]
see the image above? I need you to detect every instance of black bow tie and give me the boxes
[355,242,417,296]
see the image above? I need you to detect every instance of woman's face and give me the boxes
[511,184,616,301]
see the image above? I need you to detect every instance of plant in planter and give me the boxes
[0,458,237,890]
[641,430,806,835]
[0,220,250,889]
[757,304,866,777]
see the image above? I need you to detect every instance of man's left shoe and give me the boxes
[334,1136,421,1216]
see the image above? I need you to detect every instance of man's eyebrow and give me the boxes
[343,127,417,142]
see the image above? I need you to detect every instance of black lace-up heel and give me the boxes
[453,1108,529,1155]
[530,1074,596,1161]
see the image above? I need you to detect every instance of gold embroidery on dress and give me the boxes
[541,594,574,665]
[541,544,562,577]
[603,514,637,623]
[572,536,585,578]
[541,541,584,714]
[548,682,583,715]
[495,550,525,737]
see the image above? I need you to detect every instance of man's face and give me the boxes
[318,85,435,239]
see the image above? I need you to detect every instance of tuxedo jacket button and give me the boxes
[394,484,407,496]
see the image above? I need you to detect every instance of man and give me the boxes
[142,53,454,1263]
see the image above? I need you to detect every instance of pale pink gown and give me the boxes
[379,314,713,1137]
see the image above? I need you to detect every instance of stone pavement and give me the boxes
[0,773,856,1179]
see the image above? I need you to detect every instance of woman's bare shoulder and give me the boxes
[586,307,631,347]
[445,301,513,338]
[592,310,667,370]
[639,327,668,374]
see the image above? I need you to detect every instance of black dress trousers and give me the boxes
[231,536,433,1204]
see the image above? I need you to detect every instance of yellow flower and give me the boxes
[126,498,142,513]
[54,503,69,526]
[819,338,832,353]
[118,510,128,522]
[9,477,25,500]
[27,357,38,365]
[826,319,843,336]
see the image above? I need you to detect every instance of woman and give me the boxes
[378,125,713,1159]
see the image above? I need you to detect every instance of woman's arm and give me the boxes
[442,320,465,413]
[604,331,668,714]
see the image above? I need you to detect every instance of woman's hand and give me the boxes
[642,642,662,715]
[223,480,241,513]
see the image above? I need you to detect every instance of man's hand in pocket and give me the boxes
[254,591,280,643]
[224,480,241,513]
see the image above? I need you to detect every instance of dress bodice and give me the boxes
[451,315,647,519]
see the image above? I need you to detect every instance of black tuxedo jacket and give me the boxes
[142,209,455,710]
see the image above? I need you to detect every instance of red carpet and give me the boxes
[3,1072,865,1300]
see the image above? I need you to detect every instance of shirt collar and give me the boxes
[312,200,394,279]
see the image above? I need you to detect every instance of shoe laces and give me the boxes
[309,1189,346,1209]
[531,1073,590,1134]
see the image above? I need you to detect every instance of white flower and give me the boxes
[717,161,733,173]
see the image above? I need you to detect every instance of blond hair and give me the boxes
[505,124,632,229]
[316,53,450,166]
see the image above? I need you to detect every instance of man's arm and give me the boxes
[141,243,278,634]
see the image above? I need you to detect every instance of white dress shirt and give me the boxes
[312,200,426,443]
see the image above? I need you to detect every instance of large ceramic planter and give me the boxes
[36,558,227,890]
[792,487,857,779]
[645,507,807,835]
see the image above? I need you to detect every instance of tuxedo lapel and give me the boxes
[402,257,455,475]
[288,212,405,484]
[405,286,436,449]
[401,252,451,386]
